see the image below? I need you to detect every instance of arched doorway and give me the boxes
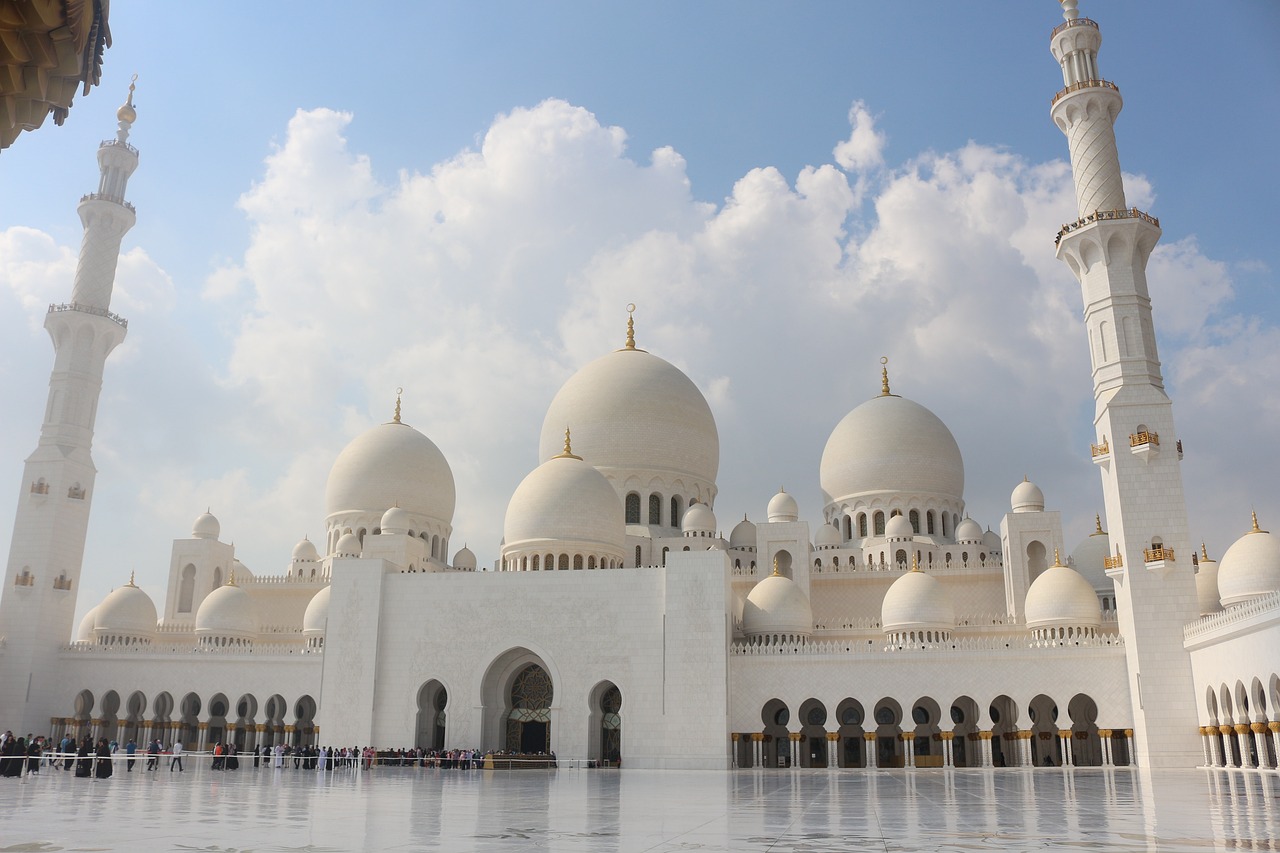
[836,698,865,768]
[1028,694,1060,766]
[73,689,94,739]
[1068,693,1102,766]
[179,693,202,746]
[507,665,553,753]
[798,698,828,767]
[124,691,147,744]
[263,694,286,748]
[151,692,173,745]
[100,691,121,742]
[589,681,622,767]
[415,680,447,751]
[989,695,1019,767]
[872,698,904,768]
[950,696,980,767]
[761,698,791,767]
[234,694,258,750]
[909,698,942,767]
[207,693,229,746]
[293,695,317,746]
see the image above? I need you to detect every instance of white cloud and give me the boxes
[0,96,1275,627]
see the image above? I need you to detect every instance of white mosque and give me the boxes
[1,2,1277,772]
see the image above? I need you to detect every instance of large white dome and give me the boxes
[1069,519,1110,590]
[303,585,330,635]
[538,347,719,491]
[1217,515,1280,607]
[742,573,812,638]
[821,394,964,505]
[325,421,455,526]
[504,449,625,554]
[1024,560,1101,631]
[195,581,256,638]
[93,579,157,643]
[882,569,955,632]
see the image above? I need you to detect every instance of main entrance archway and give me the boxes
[480,647,558,755]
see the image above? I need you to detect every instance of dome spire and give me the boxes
[880,356,892,396]
[392,387,403,424]
[1201,542,1210,561]
[116,74,138,143]
[1093,514,1105,536]
[617,302,647,352]
[1249,510,1266,534]
[910,552,919,572]
[1052,548,1065,567]
[771,555,780,577]
[554,426,582,460]
[127,570,136,587]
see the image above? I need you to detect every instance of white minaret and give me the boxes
[0,80,139,735]
[1050,2,1200,767]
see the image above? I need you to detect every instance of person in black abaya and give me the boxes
[26,738,42,775]
[95,739,113,778]
[75,739,92,777]
[1,738,22,777]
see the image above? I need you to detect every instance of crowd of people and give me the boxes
[1,730,561,779]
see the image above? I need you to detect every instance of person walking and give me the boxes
[169,739,183,772]
[125,738,137,772]
[146,739,159,771]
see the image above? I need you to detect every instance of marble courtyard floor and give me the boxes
[1,763,1277,852]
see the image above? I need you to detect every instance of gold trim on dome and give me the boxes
[1052,548,1064,567]
[1249,510,1266,535]
[878,356,899,397]
[1092,514,1106,536]
[1201,543,1210,561]
[553,427,582,460]
[616,303,647,352]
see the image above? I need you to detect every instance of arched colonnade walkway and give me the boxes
[1200,674,1280,770]
[734,692,1132,769]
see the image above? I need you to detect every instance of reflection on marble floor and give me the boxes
[0,765,1278,852]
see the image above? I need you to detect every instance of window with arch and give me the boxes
[858,513,868,538]
[909,509,920,534]
[573,554,583,570]
[843,516,852,540]
[895,549,908,565]
[941,513,949,538]
[648,494,662,525]
[558,554,569,570]
[212,566,223,590]
[661,546,669,566]
[874,511,885,536]
[178,564,196,613]
[625,493,641,525]
[531,554,540,571]
[670,496,683,528]
[634,545,642,567]
[588,555,596,570]
[926,511,935,535]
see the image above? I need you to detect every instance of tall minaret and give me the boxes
[0,80,139,734]
[1049,2,1200,767]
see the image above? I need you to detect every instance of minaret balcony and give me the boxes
[1143,547,1174,572]
[79,192,136,213]
[1051,17,1098,38]
[1129,430,1159,463]
[1090,439,1110,467]
[47,302,129,330]
[1055,207,1159,247]
[1050,77,1119,107]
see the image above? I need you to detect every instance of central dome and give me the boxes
[820,394,964,506]
[325,421,456,526]
[538,348,719,489]
[504,451,626,554]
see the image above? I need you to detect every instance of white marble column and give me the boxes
[827,733,837,769]
[865,733,878,769]
[1099,729,1113,766]
[942,733,954,767]
[904,734,916,769]
[1209,729,1223,767]
[1269,723,1280,770]
[1059,730,1073,767]
[980,733,993,767]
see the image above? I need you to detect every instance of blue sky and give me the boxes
[1,1,1277,623]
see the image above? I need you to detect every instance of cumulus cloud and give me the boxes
[1,95,1274,623]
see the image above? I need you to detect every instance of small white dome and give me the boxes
[302,585,330,635]
[814,523,842,548]
[335,532,362,558]
[195,581,256,638]
[380,506,412,535]
[982,528,1002,553]
[1195,549,1222,617]
[682,502,717,535]
[729,516,757,549]
[1217,515,1280,607]
[232,558,253,582]
[885,513,914,539]
[76,606,100,643]
[1024,559,1101,631]
[1068,518,1110,589]
[452,546,477,570]
[1011,478,1045,513]
[192,511,220,540]
[292,538,319,562]
[955,517,984,543]
[94,580,158,639]
[742,573,812,637]
[503,450,625,554]
[882,569,955,632]
[767,489,798,523]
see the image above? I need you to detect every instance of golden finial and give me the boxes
[117,74,138,125]
[772,556,780,576]
[227,565,237,586]
[393,387,403,424]
[554,426,582,460]
[1249,510,1266,534]
[1093,514,1105,536]
[1201,542,1210,561]
[910,552,919,572]
[625,303,637,350]
[127,571,136,587]
[880,356,891,396]
[1053,547,1063,567]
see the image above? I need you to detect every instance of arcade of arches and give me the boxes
[734,692,1132,769]
[57,688,318,751]
[1200,673,1280,771]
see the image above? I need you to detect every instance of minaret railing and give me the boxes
[1050,17,1098,37]
[98,139,138,155]
[1056,207,1160,245]
[79,192,136,212]
[1129,430,1159,448]
[47,302,129,329]
[1050,77,1119,106]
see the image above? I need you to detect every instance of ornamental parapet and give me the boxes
[47,302,129,329]
[79,191,136,213]
[60,640,320,656]
[1183,589,1280,642]
[99,138,139,156]
[1050,17,1099,37]
[730,632,1124,658]
[1103,553,1123,570]
[1130,430,1159,448]
[1090,439,1110,458]
[1056,207,1159,246]
[1050,77,1119,107]
[1143,547,1175,563]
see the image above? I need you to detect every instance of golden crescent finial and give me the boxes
[393,387,403,424]
[880,357,891,396]
[1094,514,1104,535]
[1250,510,1265,534]
[625,303,637,350]
[554,426,582,460]
[128,570,136,587]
